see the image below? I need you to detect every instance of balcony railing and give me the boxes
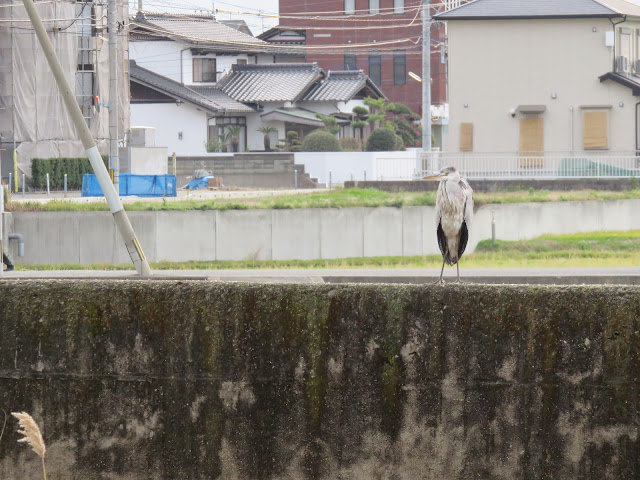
[418,151,640,180]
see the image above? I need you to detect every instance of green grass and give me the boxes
[12,230,640,271]
[10,186,640,212]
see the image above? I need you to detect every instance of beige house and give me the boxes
[434,0,640,176]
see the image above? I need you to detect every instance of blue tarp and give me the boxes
[182,176,214,190]
[82,174,177,197]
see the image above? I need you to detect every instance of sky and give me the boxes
[133,0,280,35]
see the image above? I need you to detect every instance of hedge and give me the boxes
[31,156,109,190]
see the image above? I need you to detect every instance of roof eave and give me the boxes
[599,72,640,96]
[130,76,221,114]
[434,14,624,20]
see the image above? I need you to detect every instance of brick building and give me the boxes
[275,0,461,147]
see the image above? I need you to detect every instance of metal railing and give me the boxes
[418,151,640,180]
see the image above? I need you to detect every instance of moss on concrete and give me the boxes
[0,281,639,479]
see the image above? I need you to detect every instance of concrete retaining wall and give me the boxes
[6,199,640,265]
[0,281,638,479]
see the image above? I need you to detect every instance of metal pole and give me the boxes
[21,174,24,196]
[172,152,176,176]
[422,0,432,153]
[46,173,50,196]
[64,174,67,197]
[108,0,119,189]
[21,0,151,276]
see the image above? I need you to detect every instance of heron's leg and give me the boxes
[432,259,446,285]
[454,262,461,283]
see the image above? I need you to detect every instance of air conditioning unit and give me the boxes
[616,55,629,72]
[635,59,640,74]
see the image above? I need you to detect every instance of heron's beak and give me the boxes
[422,173,443,180]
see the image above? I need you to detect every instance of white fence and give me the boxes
[294,151,421,184]
[421,152,640,180]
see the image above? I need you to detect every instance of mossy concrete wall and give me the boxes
[0,281,639,479]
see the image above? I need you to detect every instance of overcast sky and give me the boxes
[134,0,280,35]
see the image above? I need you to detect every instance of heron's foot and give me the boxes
[432,278,446,286]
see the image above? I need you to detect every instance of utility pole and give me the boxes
[421,0,432,153]
[21,0,152,276]
[108,0,119,188]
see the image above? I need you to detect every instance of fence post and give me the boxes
[21,174,25,196]
[46,173,50,196]
[364,170,367,182]
[294,169,298,190]
[172,152,176,176]
[64,174,67,197]
[329,170,332,190]
[8,173,11,193]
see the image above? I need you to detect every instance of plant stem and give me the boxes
[42,456,47,480]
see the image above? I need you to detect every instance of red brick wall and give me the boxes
[278,0,446,115]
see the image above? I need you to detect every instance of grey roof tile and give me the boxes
[217,63,325,102]
[131,12,269,52]
[434,0,640,19]
[303,70,386,102]
[129,61,255,113]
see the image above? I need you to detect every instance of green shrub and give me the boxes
[365,128,398,151]
[339,137,361,152]
[394,134,406,151]
[302,129,341,152]
[31,156,108,190]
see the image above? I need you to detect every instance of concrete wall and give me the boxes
[0,281,638,479]
[7,199,640,265]
[445,18,636,153]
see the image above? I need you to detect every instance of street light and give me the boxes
[408,71,422,82]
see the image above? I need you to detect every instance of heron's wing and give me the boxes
[460,178,474,225]
[437,221,447,259]
[458,221,469,259]
[434,182,444,226]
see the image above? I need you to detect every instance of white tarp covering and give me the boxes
[0,0,129,177]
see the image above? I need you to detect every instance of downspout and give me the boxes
[636,102,640,155]
[180,47,190,84]
[609,16,627,71]
[8,233,24,257]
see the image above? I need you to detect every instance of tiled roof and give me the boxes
[130,12,269,52]
[217,63,325,103]
[435,0,640,19]
[303,70,386,102]
[129,61,255,113]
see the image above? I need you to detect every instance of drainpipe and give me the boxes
[636,102,640,155]
[8,233,24,257]
[180,47,190,84]
[609,16,627,72]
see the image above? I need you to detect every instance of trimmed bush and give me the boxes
[394,134,406,151]
[301,129,341,152]
[339,137,361,152]
[31,156,109,190]
[365,128,397,151]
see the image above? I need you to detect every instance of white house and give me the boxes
[434,0,640,177]
[128,12,385,155]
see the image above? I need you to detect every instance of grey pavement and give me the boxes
[2,267,639,285]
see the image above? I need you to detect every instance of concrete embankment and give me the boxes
[0,281,638,479]
[6,199,640,265]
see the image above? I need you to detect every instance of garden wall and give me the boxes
[0,281,638,479]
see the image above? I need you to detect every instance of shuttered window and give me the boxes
[459,122,473,151]
[519,117,543,167]
[369,55,381,86]
[583,111,608,149]
[344,0,355,15]
[393,50,406,85]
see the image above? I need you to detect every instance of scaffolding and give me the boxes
[0,0,130,181]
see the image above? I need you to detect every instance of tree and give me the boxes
[365,128,397,151]
[315,113,340,135]
[351,105,368,143]
[228,125,243,153]
[257,126,277,151]
[302,129,341,152]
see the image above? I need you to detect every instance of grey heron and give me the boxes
[423,166,474,284]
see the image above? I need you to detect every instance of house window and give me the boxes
[459,123,473,151]
[369,0,379,14]
[344,0,355,15]
[393,50,406,85]
[237,59,247,65]
[369,54,381,86]
[583,110,608,149]
[519,117,544,167]
[209,116,247,152]
[193,58,217,82]
[344,54,357,70]
[394,0,405,14]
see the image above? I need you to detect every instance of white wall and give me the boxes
[445,18,637,154]
[295,151,421,184]
[129,41,184,83]
[131,103,208,156]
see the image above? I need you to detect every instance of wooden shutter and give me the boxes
[459,122,473,151]
[583,111,608,149]
[519,117,543,167]
[193,58,202,82]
